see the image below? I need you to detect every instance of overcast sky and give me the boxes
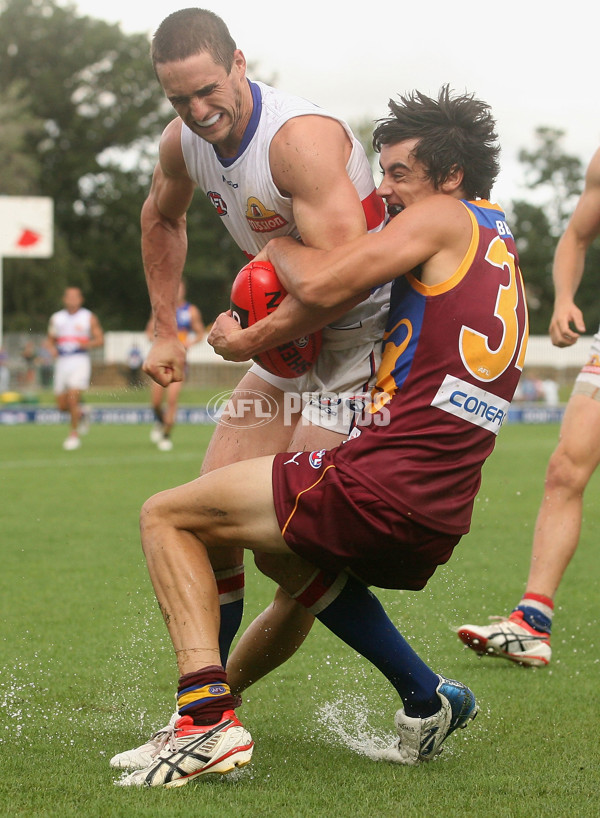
[74,0,599,205]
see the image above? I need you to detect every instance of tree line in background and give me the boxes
[1,0,599,336]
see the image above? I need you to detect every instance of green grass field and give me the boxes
[1,415,598,817]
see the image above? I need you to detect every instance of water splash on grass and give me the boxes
[314,694,402,762]
[0,588,171,753]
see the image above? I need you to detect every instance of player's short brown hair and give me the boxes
[152,8,236,72]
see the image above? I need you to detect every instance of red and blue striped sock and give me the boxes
[513,592,553,633]
[215,565,245,665]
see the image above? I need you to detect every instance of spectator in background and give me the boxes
[146,279,204,451]
[38,339,54,389]
[47,286,104,451]
[21,340,38,391]
[0,347,9,393]
[126,343,144,387]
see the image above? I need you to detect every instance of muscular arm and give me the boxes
[209,293,365,362]
[141,118,196,384]
[46,326,58,358]
[209,116,372,361]
[265,195,473,309]
[271,115,367,249]
[550,147,600,347]
[88,314,104,350]
[145,313,155,343]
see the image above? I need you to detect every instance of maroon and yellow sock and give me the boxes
[177,665,235,726]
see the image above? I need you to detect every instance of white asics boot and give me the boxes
[116,711,254,788]
[110,711,179,770]
[457,610,551,667]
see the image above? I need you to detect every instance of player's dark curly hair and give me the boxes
[372,85,500,200]
[151,8,237,72]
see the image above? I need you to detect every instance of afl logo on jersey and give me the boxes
[245,196,288,233]
[308,448,327,469]
[208,191,227,216]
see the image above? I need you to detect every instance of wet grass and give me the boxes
[0,421,598,817]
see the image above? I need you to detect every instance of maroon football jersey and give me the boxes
[330,200,529,535]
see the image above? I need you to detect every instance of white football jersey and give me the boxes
[48,308,93,355]
[181,81,388,341]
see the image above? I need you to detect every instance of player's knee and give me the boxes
[139,491,172,546]
[545,447,589,494]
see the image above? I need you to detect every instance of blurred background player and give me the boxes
[458,146,600,667]
[47,286,104,450]
[146,279,204,451]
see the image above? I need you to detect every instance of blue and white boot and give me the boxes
[394,675,478,764]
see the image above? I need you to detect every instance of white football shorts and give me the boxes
[250,308,386,436]
[53,354,91,394]
[572,327,600,399]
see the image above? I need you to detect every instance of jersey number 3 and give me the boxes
[459,236,529,382]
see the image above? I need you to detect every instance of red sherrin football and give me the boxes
[230,259,322,379]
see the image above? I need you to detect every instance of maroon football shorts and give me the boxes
[271,450,461,590]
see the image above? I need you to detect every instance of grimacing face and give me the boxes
[156,49,251,157]
[376,140,439,217]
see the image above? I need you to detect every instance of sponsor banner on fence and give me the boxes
[0,407,214,425]
[0,403,565,426]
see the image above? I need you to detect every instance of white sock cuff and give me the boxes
[519,597,554,620]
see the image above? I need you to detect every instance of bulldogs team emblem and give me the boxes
[207,191,227,216]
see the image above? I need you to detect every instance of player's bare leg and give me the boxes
[458,393,600,666]
[226,585,313,694]
[139,456,310,674]
[117,459,307,787]
[56,387,82,434]
[201,369,301,578]
[111,379,347,769]
[226,417,347,694]
[524,393,600,596]
[149,380,166,442]
[154,380,184,450]
[57,388,84,450]
[111,374,310,770]
[162,379,183,438]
